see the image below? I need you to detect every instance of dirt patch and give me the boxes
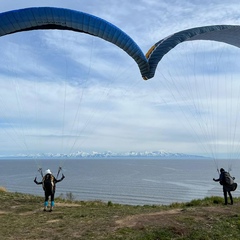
[19,209,41,215]
[115,204,238,230]
[56,202,81,207]
[0,210,7,214]
[47,219,60,223]
[116,208,183,228]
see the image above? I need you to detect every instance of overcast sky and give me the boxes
[0,0,240,158]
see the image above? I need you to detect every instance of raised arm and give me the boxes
[55,174,65,183]
[34,177,43,185]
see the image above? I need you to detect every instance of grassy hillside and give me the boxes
[1,188,240,239]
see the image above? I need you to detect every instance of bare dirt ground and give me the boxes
[115,203,239,232]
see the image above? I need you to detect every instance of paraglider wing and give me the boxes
[0,7,149,79]
[146,25,240,79]
[2,8,240,80]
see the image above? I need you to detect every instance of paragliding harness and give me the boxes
[220,171,238,191]
[38,167,63,193]
[42,174,55,192]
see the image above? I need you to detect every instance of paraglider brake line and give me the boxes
[38,168,43,177]
[56,166,62,179]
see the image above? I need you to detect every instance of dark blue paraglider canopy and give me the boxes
[1,7,240,79]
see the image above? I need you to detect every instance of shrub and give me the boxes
[0,186,7,192]
[66,192,75,201]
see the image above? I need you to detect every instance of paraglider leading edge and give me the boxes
[0,7,240,80]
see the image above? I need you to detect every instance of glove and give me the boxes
[61,174,65,180]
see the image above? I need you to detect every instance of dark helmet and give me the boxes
[220,168,225,173]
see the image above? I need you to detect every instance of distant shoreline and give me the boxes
[0,155,210,160]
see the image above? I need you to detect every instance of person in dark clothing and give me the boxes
[213,168,233,205]
[34,169,65,211]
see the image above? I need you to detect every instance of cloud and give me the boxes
[0,1,240,157]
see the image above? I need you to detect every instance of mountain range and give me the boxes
[8,150,205,159]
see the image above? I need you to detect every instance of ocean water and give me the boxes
[0,158,240,205]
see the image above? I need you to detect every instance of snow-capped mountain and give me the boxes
[5,150,205,159]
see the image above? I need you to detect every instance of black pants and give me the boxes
[223,189,233,205]
[44,190,55,202]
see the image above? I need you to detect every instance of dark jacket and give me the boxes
[34,174,65,194]
[215,171,226,185]
[213,170,237,192]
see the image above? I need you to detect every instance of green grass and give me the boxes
[1,189,240,240]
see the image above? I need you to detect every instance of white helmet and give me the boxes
[45,169,52,175]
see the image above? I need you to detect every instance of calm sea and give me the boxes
[0,158,239,205]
